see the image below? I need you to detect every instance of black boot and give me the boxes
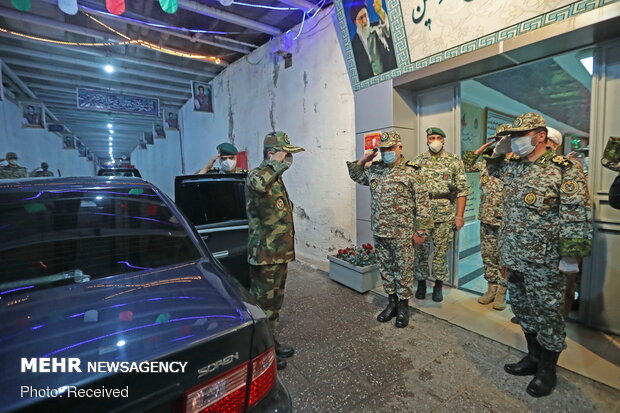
[504,333,540,376]
[415,280,426,299]
[377,293,398,322]
[394,299,410,328]
[432,281,443,302]
[275,339,295,358]
[527,348,561,397]
[276,356,287,370]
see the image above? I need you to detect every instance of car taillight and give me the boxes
[184,362,248,413]
[248,348,277,408]
[183,348,277,413]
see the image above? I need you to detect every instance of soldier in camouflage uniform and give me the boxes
[488,113,592,397]
[412,127,470,302]
[195,142,248,174]
[29,162,54,177]
[462,124,511,310]
[0,152,27,179]
[347,131,433,328]
[246,131,304,370]
[601,136,620,172]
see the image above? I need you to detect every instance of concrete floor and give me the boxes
[277,261,620,413]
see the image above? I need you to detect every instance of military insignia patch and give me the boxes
[513,118,522,127]
[481,176,489,184]
[524,192,537,205]
[283,134,290,144]
[551,155,571,168]
[561,181,578,194]
[276,198,285,210]
[396,183,405,193]
[370,180,378,190]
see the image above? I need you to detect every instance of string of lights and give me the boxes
[0,26,136,46]
[231,1,299,11]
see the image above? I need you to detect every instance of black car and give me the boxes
[175,173,250,288]
[0,177,291,413]
[97,167,142,178]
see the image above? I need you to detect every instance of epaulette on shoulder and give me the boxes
[405,160,421,169]
[239,169,248,173]
[509,155,521,162]
[209,167,220,172]
[371,160,383,165]
[550,155,572,168]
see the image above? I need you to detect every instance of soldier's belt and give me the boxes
[430,192,455,203]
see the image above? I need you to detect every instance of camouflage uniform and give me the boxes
[246,132,304,330]
[29,163,54,177]
[347,132,433,299]
[488,114,592,352]
[412,146,470,282]
[0,153,27,179]
[601,136,620,172]
[462,125,511,286]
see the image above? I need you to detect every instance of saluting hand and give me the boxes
[271,151,288,163]
[474,141,495,155]
[205,154,220,170]
[357,148,378,165]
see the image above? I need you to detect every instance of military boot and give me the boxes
[275,339,295,358]
[377,293,398,322]
[504,333,540,376]
[526,348,561,397]
[394,299,410,328]
[415,280,426,299]
[492,285,507,310]
[432,281,443,302]
[478,283,498,304]
[276,356,287,371]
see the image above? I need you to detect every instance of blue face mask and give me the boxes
[511,135,537,157]
[382,150,397,164]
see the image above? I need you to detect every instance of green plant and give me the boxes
[335,243,377,267]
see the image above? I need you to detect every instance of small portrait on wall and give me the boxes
[139,139,147,150]
[153,122,166,138]
[192,81,213,113]
[144,131,154,145]
[163,108,179,130]
[344,0,398,82]
[63,135,76,149]
[20,102,46,128]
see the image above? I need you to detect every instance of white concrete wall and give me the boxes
[131,130,182,198]
[0,99,94,177]
[132,8,357,270]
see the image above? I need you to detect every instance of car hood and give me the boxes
[0,259,253,409]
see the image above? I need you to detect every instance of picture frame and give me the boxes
[485,108,516,141]
[191,81,213,113]
[20,101,46,129]
[162,108,179,130]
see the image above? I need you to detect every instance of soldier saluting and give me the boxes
[347,131,433,328]
[489,113,592,397]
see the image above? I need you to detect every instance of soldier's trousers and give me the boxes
[414,220,453,282]
[507,267,567,352]
[480,223,505,285]
[374,236,414,299]
[249,263,288,332]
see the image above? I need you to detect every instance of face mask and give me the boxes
[382,151,397,164]
[284,154,293,167]
[428,141,444,153]
[511,135,537,157]
[220,158,237,172]
[8,159,17,166]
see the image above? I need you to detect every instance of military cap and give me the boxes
[503,112,546,133]
[216,142,238,155]
[41,162,49,168]
[426,127,446,137]
[5,152,18,160]
[378,130,401,148]
[263,131,304,153]
[489,123,511,139]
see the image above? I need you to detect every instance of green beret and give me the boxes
[426,127,446,137]
[216,142,238,155]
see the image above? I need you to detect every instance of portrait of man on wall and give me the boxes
[144,131,154,145]
[153,122,166,138]
[163,108,179,130]
[192,81,213,113]
[345,0,398,82]
[63,135,76,149]
[20,102,46,128]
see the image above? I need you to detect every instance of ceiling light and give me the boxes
[110,130,114,134]
[109,142,113,146]
[104,64,115,73]
[107,123,113,128]
[580,56,593,75]
[109,136,113,141]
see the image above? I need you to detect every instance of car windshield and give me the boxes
[0,185,201,293]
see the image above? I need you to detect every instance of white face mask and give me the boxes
[220,158,237,172]
[428,141,444,153]
[511,135,537,157]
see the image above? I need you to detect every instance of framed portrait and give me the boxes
[78,146,87,157]
[163,108,179,130]
[144,131,154,145]
[153,122,166,139]
[63,135,76,149]
[139,139,147,150]
[20,102,46,128]
[485,108,515,141]
[343,0,398,82]
[191,81,213,113]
